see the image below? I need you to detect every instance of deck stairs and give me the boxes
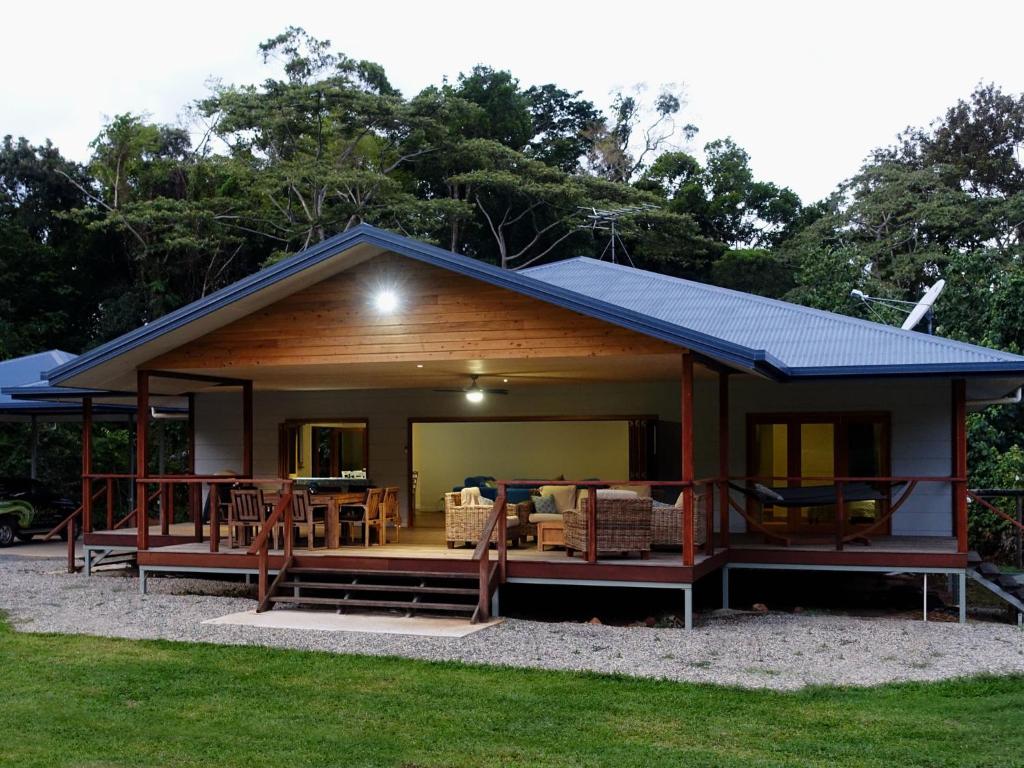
[967,553,1024,625]
[262,564,484,621]
[86,547,137,573]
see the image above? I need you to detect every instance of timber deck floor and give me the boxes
[144,524,723,567]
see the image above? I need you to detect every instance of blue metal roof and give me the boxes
[522,257,1024,377]
[42,225,1024,385]
[0,350,136,416]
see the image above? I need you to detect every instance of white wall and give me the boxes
[194,376,956,536]
[722,377,954,536]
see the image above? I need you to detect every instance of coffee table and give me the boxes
[536,520,565,551]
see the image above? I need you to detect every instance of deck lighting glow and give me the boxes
[465,389,485,404]
[374,289,399,313]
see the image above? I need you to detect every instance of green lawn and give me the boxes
[2,617,1023,768]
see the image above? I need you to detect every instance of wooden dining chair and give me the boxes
[288,489,329,550]
[381,486,401,544]
[229,488,267,548]
[341,488,384,547]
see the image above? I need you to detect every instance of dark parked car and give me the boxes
[0,477,78,546]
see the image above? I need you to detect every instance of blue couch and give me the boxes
[452,476,535,504]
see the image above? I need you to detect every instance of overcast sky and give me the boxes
[3,1,1023,203]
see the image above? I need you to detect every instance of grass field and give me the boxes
[2,616,1023,768]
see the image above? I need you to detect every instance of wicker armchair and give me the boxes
[563,497,653,559]
[444,492,521,549]
[651,499,708,548]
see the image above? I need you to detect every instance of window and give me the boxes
[279,420,368,479]
[747,412,890,533]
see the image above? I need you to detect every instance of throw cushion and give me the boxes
[532,494,558,515]
[538,485,576,513]
[597,488,638,500]
[460,487,492,506]
[612,483,652,498]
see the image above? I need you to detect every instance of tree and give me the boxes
[587,84,698,183]
[448,66,533,150]
[198,28,446,253]
[0,137,106,354]
[524,83,601,172]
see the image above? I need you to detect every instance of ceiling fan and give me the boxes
[432,375,509,403]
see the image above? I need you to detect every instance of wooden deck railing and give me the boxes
[471,488,507,623]
[720,475,966,552]
[130,475,292,552]
[44,474,140,573]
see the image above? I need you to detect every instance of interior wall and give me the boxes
[194,380,681,525]
[412,420,630,511]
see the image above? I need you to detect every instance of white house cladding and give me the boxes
[15,225,1024,623]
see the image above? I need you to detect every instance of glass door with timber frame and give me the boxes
[747,412,890,535]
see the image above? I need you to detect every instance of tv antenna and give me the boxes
[850,279,946,334]
[579,204,658,266]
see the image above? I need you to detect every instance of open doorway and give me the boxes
[409,417,655,528]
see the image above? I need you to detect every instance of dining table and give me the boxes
[316,490,369,548]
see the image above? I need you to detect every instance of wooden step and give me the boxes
[288,567,476,581]
[268,595,474,612]
[279,580,478,595]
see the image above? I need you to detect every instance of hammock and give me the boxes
[727,480,914,546]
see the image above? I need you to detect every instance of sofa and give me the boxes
[452,476,535,504]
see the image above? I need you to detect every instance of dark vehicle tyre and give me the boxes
[0,518,16,547]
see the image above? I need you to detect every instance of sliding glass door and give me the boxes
[747,412,890,534]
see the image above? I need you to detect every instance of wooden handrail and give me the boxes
[471,488,507,623]
[471,490,507,561]
[115,487,162,530]
[252,488,293,609]
[716,475,964,484]
[43,484,108,541]
[968,490,1024,534]
[248,491,293,555]
[136,475,286,484]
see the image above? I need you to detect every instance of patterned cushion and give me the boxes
[533,494,558,515]
[538,485,576,513]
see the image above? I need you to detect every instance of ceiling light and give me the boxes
[465,389,485,404]
[374,289,399,313]
[416,364,424,368]
[502,378,508,383]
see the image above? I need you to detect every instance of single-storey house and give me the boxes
[16,225,1024,626]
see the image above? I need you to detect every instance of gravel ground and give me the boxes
[2,556,1023,691]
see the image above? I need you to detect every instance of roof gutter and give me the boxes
[968,388,1022,409]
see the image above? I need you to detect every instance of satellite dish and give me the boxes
[901,280,946,331]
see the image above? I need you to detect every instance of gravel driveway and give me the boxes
[2,556,1022,690]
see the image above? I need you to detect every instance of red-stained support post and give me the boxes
[242,381,253,479]
[209,482,220,553]
[106,478,114,530]
[681,354,695,566]
[952,379,968,553]
[81,397,93,535]
[136,371,149,551]
[188,393,202,541]
[835,481,846,551]
[717,371,730,549]
[586,487,598,563]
